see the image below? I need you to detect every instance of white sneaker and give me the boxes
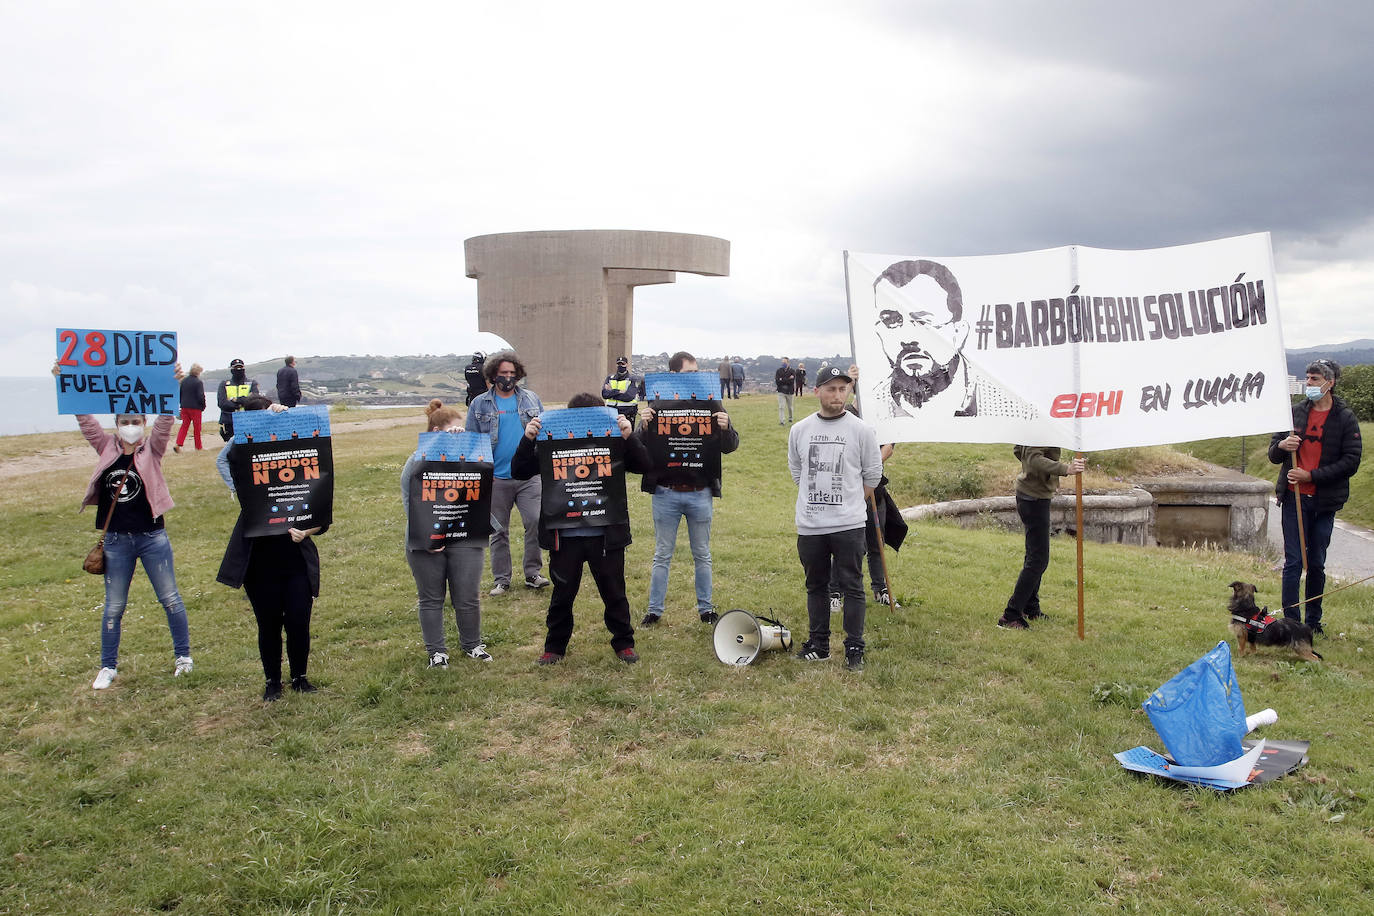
[92,667,117,689]
[524,574,551,589]
[174,656,194,676]
[428,652,450,669]
[465,644,493,662]
[489,583,509,596]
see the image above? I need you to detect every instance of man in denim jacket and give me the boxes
[464,350,550,595]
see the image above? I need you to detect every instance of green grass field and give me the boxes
[3,395,1373,914]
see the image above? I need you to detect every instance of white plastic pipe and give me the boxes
[1245,708,1278,733]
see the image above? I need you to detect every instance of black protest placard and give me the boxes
[536,436,630,531]
[238,438,334,537]
[407,461,494,550]
[645,399,723,490]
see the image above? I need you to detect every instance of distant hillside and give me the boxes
[1285,339,1374,376]
[199,352,855,404]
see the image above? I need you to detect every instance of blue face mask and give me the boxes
[1305,385,1325,401]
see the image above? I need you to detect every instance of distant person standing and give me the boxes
[718,357,732,397]
[775,357,796,424]
[789,366,882,671]
[730,357,745,398]
[216,358,259,441]
[795,361,807,395]
[602,356,643,425]
[276,356,302,408]
[174,363,206,452]
[997,446,1086,630]
[1269,359,1363,635]
[465,350,550,595]
[464,352,488,406]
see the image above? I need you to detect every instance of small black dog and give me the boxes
[1228,581,1321,661]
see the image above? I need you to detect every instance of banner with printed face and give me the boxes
[54,328,179,415]
[535,407,629,531]
[406,431,494,550]
[846,233,1292,450]
[233,406,333,537]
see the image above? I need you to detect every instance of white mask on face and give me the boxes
[117,424,144,444]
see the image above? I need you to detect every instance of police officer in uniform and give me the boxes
[216,358,260,441]
[601,356,643,425]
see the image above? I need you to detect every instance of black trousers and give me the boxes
[799,528,866,651]
[1004,495,1051,621]
[244,542,313,682]
[545,535,635,655]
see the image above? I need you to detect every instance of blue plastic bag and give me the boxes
[1141,641,1247,767]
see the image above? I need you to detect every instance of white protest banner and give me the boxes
[846,233,1292,450]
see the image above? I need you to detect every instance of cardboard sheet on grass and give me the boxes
[232,406,333,537]
[406,432,494,550]
[641,371,724,492]
[535,407,628,531]
[1115,641,1308,790]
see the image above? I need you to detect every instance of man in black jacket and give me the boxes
[463,352,487,405]
[774,357,796,425]
[276,356,301,408]
[511,393,653,665]
[1269,359,1363,633]
[633,351,740,626]
[217,358,259,441]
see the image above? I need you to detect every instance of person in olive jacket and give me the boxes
[998,445,1085,630]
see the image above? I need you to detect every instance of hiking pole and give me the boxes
[1281,572,1374,614]
[1075,453,1085,641]
[869,490,896,609]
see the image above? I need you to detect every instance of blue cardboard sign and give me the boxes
[643,371,722,401]
[233,405,332,443]
[54,328,179,415]
[537,406,622,439]
[416,431,494,463]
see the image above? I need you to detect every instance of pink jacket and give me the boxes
[78,414,176,520]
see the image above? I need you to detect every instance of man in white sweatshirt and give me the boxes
[788,366,883,671]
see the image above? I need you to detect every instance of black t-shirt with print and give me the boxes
[97,453,162,532]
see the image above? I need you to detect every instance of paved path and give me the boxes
[1266,506,1374,585]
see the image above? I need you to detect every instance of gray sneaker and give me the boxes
[525,575,551,589]
[489,582,510,597]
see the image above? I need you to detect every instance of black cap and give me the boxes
[616,356,628,365]
[230,358,245,370]
[816,366,852,384]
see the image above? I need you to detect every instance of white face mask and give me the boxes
[117,424,144,444]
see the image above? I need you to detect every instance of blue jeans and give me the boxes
[101,529,192,668]
[647,487,715,617]
[1280,493,1337,626]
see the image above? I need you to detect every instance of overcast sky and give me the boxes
[4,0,1373,377]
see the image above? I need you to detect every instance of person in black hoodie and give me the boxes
[510,393,652,665]
[1269,359,1363,634]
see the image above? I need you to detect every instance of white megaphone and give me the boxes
[712,610,792,666]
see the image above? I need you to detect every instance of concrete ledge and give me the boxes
[902,489,1156,546]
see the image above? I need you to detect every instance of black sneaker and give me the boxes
[1024,610,1047,622]
[263,680,283,702]
[845,647,865,671]
[290,676,318,693]
[616,647,640,664]
[640,612,661,626]
[699,611,720,625]
[997,615,1030,630]
[795,641,830,661]
[873,589,902,609]
[537,651,564,666]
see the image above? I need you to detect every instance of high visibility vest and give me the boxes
[225,383,253,400]
[606,376,638,406]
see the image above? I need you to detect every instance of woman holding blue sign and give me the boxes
[54,361,193,690]
[400,400,494,668]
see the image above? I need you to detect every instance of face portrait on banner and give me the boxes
[871,261,977,419]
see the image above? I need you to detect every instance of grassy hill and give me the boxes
[3,395,1373,913]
